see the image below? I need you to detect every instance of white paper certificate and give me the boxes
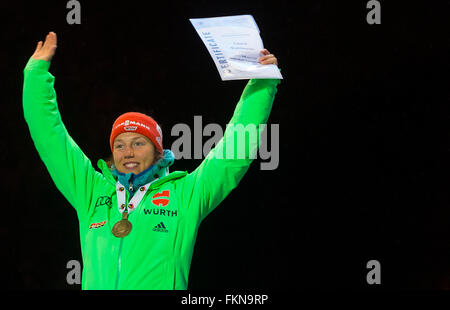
[189,15,283,81]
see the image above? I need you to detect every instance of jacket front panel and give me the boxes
[80,172,197,290]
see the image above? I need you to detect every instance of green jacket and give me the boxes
[23,57,280,290]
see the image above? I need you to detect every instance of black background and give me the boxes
[1,0,450,290]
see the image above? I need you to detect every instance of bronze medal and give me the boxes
[112,211,132,238]
[113,181,153,238]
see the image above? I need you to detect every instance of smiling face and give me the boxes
[112,132,158,174]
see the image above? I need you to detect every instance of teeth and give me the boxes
[125,163,138,168]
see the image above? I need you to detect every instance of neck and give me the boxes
[112,165,156,196]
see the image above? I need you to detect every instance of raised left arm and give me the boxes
[179,50,281,221]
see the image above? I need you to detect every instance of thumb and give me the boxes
[33,41,43,54]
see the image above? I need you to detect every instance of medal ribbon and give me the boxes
[116,179,157,214]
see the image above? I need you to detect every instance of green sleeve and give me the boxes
[180,78,280,221]
[22,58,104,220]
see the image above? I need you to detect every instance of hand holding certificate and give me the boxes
[190,15,283,81]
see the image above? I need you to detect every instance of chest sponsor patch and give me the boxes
[152,190,170,207]
[89,220,107,229]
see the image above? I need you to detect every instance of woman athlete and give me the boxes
[23,31,280,289]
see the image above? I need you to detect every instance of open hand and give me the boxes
[31,32,57,62]
[258,49,278,66]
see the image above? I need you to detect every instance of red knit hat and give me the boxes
[110,112,163,153]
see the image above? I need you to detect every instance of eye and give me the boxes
[115,144,124,149]
[135,141,145,146]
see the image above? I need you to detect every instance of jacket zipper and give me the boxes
[115,237,124,290]
[115,186,131,290]
[114,179,158,289]
[129,180,134,193]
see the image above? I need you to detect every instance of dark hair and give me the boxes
[105,154,114,169]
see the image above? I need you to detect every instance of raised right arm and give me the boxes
[23,32,104,219]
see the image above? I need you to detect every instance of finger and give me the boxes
[260,49,270,55]
[259,57,278,65]
[258,54,276,63]
[43,32,57,49]
[42,33,50,48]
[49,31,57,45]
[259,54,275,60]
[260,60,276,65]
[33,41,43,54]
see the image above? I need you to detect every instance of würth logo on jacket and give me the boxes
[144,190,177,217]
[152,190,170,207]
